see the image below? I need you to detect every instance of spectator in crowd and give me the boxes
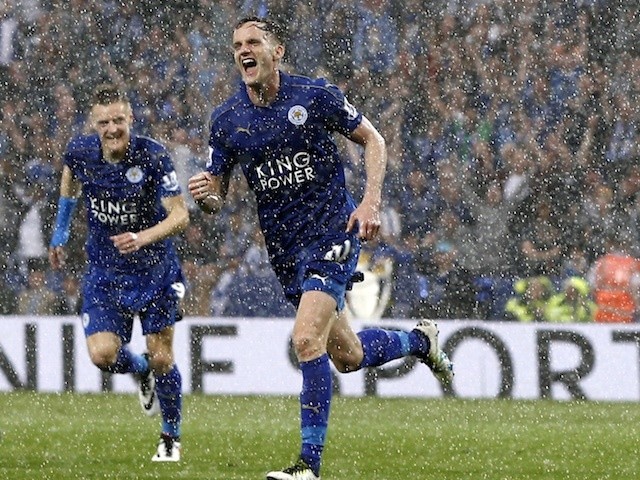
[467,140,500,199]
[460,179,515,319]
[16,158,56,274]
[397,167,433,242]
[53,273,82,316]
[0,5,20,72]
[511,194,566,279]
[179,212,224,317]
[546,276,596,323]
[504,276,556,322]
[587,235,640,323]
[223,228,294,318]
[320,1,357,84]
[17,258,57,315]
[500,142,531,206]
[413,240,478,320]
[605,96,637,181]
[352,0,399,80]
[0,240,16,313]
[581,183,627,261]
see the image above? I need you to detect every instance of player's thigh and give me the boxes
[139,278,182,336]
[292,290,338,361]
[327,310,363,373]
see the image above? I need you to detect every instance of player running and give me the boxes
[189,16,454,480]
[48,83,189,462]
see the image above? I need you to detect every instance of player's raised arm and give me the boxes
[48,165,82,269]
[188,171,229,215]
[345,115,387,241]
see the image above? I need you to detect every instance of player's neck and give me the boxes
[103,149,126,164]
[247,72,280,107]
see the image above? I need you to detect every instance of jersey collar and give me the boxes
[239,70,291,108]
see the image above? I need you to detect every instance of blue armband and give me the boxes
[50,197,78,247]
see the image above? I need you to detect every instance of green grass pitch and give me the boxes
[0,392,638,479]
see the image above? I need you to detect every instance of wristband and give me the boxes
[50,197,78,247]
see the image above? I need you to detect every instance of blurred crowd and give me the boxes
[0,0,639,322]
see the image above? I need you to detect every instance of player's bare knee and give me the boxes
[292,333,323,362]
[147,350,174,375]
[89,348,118,370]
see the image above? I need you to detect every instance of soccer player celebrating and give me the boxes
[189,17,454,480]
[49,83,189,462]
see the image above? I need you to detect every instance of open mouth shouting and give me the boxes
[102,133,128,160]
[241,57,258,79]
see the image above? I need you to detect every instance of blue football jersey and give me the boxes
[64,133,182,271]
[206,72,363,262]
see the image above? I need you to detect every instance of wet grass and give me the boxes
[0,392,638,479]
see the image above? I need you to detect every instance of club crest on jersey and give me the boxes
[125,166,144,183]
[288,105,308,126]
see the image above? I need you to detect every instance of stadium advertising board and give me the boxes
[0,317,638,401]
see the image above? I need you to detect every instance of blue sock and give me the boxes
[155,365,182,439]
[357,328,430,369]
[299,354,332,477]
[105,346,148,374]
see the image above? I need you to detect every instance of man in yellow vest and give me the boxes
[505,276,555,322]
[546,276,596,323]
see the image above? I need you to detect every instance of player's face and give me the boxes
[91,101,133,162]
[232,22,283,88]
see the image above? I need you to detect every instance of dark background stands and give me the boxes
[1,1,638,320]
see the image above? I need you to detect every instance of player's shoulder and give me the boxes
[210,93,245,125]
[66,133,100,154]
[132,134,168,155]
[285,72,344,100]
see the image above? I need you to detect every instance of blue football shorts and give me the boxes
[274,232,361,311]
[80,257,185,342]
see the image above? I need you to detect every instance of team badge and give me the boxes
[288,105,308,126]
[125,166,144,183]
